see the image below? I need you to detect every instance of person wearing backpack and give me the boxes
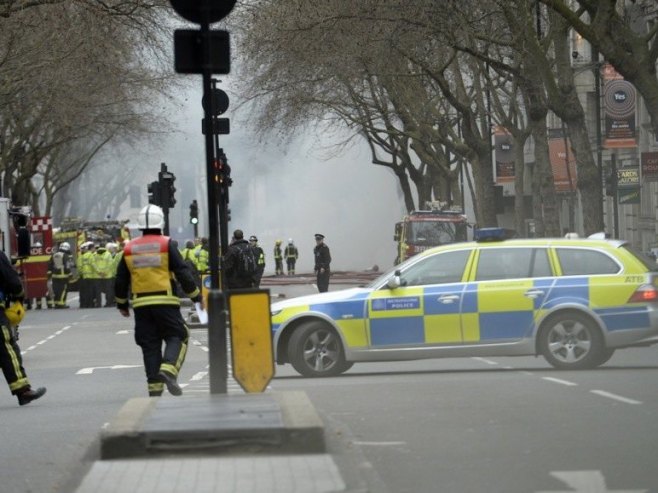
[224,229,257,289]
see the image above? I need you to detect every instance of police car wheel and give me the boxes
[288,321,352,377]
[539,311,604,370]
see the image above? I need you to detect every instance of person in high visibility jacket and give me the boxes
[273,239,283,276]
[194,237,209,274]
[115,205,202,397]
[0,249,46,405]
[78,242,95,308]
[47,242,73,308]
[91,243,113,307]
[284,238,299,275]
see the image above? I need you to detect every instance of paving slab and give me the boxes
[100,391,325,459]
[75,454,347,493]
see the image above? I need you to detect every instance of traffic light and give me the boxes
[159,172,177,209]
[189,200,199,225]
[147,181,162,206]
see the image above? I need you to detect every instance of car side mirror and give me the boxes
[386,270,401,290]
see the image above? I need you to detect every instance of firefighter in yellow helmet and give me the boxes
[0,249,46,405]
[115,205,202,397]
[273,239,284,276]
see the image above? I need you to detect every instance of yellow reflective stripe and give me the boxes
[131,296,180,308]
[115,296,128,304]
[160,363,178,377]
[22,255,51,263]
[185,288,200,299]
[148,382,164,392]
[2,326,27,388]
[272,304,310,325]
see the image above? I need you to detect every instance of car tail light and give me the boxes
[628,284,658,303]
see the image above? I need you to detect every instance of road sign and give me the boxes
[174,30,230,74]
[170,0,236,24]
[202,117,230,135]
[202,88,229,115]
[228,290,274,393]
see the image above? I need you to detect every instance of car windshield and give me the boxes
[408,221,458,245]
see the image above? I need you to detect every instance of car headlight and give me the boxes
[271,308,282,317]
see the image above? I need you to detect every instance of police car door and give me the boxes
[465,246,553,343]
[367,249,473,347]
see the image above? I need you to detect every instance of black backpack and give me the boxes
[236,244,258,277]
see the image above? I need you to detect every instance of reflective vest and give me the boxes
[123,235,178,308]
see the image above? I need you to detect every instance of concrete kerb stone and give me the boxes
[100,391,325,460]
[100,397,158,460]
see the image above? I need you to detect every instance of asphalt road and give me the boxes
[2,283,658,493]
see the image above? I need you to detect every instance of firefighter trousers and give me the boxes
[0,324,30,394]
[50,277,69,308]
[133,306,189,396]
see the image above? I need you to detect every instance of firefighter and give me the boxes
[249,235,266,287]
[284,238,299,275]
[273,239,284,275]
[314,233,331,293]
[115,205,202,397]
[0,249,47,405]
[47,242,73,309]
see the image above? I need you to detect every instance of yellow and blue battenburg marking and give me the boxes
[272,271,651,350]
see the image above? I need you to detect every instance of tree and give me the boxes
[540,0,658,135]
[0,1,172,215]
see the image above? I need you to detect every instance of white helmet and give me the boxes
[59,242,71,252]
[288,238,293,243]
[137,205,165,230]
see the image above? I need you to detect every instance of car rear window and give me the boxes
[556,248,620,276]
[621,245,658,272]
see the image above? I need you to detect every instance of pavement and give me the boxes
[74,391,351,493]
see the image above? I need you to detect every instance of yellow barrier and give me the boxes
[228,289,274,393]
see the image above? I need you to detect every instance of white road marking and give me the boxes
[76,365,141,375]
[542,376,578,386]
[353,441,407,447]
[191,371,208,381]
[21,325,71,355]
[116,330,130,335]
[536,470,647,492]
[472,357,498,365]
[590,390,642,405]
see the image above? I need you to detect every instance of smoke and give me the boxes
[140,83,406,275]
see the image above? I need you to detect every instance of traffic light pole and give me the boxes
[201,19,228,395]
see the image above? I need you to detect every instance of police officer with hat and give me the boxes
[313,233,331,293]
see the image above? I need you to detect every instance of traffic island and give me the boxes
[100,391,325,459]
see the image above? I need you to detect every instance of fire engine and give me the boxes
[0,197,53,304]
[394,202,468,264]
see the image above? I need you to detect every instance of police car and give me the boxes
[271,229,658,377]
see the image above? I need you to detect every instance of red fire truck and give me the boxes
[394,203,468,264]
[0,198,53,303]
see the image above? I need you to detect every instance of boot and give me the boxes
[158,371,182,396]
[18,387,47,406]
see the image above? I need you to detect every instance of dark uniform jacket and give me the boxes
[0,251,24,312]
[224,239,255,289]
[314,243,331,273]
